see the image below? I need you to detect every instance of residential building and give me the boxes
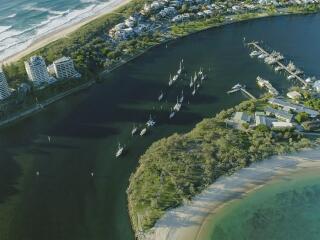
[255,112,267,126]
[287,91,301,100]
[25,56,52,86]
[0,67,11,100]
[269,98,319,118]
[313,80,320,93]
[265,107,293,123]
[51,57,81,79]
[272,122,293,129]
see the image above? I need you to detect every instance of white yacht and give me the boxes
[48,136,51,143]
[288,75,295,80]
[193,72,198,82]
[189,77,194,88]
[116,143,125,158]
[172,74,179,82]
[249,50,260,57]
[287,61,296,72]
[192,85,196,96]
[140,128,147,136]
[169,108,175,119]
[179,90,184,103]
[158,91,164,101]
[131,125,138,135]
[173,97,182,112]
[168,75,173,86]
[146,115,156,127]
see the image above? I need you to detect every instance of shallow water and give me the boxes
[0,13,320,240]
[203,168,320,240]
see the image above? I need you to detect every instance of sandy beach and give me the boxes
[2,0,132,64]
[143,148,320,240]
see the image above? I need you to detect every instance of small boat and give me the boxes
[287,75,295,80]
[48,136,51,143]
[140,128,147,136]
[189,77,194,88]
[158,91,164,101]
[287,61,296,72]
[168,75,173,86]
[249,50,260,57]
[173,97,182,112]
[192,85,196,96]
[193,72,198,82]
[198,67,203,76]
[305,77,312,83]
[179,90,184,103]
[172,74,179,82]
[131,125,138,135]
[169,108,175,119]
[177,60,183,75]
[197,83,200,89]
[116,143,125,158]
[274,66,283,72]
[258,53,268,59]
[146,115,156,127]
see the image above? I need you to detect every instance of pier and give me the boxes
[227,86,256,100]
[248,42,308,87]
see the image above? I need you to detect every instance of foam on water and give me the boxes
[0,0,112,61]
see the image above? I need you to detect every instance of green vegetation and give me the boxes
[305,98,320,111]
[127,99,314,234]
[295,112,309,123]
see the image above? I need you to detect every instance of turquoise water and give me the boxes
[204,169,320,240]
[0,0,110,60]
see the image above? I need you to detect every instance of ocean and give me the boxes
[0,0,112,61]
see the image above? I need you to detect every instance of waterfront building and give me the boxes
[269,98,319,118]
[25,56,53,86]
[0,67,11,100]
[51,57,81,79]
[287,91,301,100]
[265,106,293,123]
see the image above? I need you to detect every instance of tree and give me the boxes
[295,112,309,123]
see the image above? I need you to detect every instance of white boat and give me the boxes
[192,85,196,96]
[173,97,182,112]
[305,77,312,83]
[198,67,203,76]
[140,128,147,136]
[177,60,183,75]
[172,74,179,82]
[146,115,156,127]
[249,50,260,57]
[287,61,296,72]
[179,90,184,103]
[48,136,51,143]
[197,83,200,89]
[168,74,174,86]
[189,77,194,88]
[158,91,164,101]
[258,53,268,59]
[169,108,175,119]
[193,72,198,82]
[288,75,295,80]
[116,143,125,158]
[274,66,283,72]
[131,125,138,135]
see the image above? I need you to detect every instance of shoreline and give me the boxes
[142,148,320,240]
[1,0,132,64]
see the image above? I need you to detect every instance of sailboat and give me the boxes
[189,77,194,88]
[48,136,51,143]
[158,91,164,101]
[173,97,182,112]
[116,143,125,158]
[168,75,173,86]
[179,90,184,103]
[193,72,198,82]
[172,74,179,82]
[169,108,175,119]
[192,85,196,96]
[131,124,138,135]
[177,60,183,75]
[140,128,147,136]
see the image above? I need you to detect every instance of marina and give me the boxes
[256,76,279,96]
[248,41,308,87]
[227,84,256,100]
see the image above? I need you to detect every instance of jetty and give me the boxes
[248,42,308,87]
[227,85,256,100]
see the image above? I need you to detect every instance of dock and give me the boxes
[248,42,307,87]
[227,86,256,100]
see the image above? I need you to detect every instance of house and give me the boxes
[272,122,293,129]
[287,91,302,100]
[265,107,293,123]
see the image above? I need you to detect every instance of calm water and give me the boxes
[0,0,112,60]
[204,169,320,240]
[0,13,320,240]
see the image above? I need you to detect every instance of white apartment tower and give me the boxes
[0,67,11,100]
[52,57,78,79]
[25,56,51,86]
